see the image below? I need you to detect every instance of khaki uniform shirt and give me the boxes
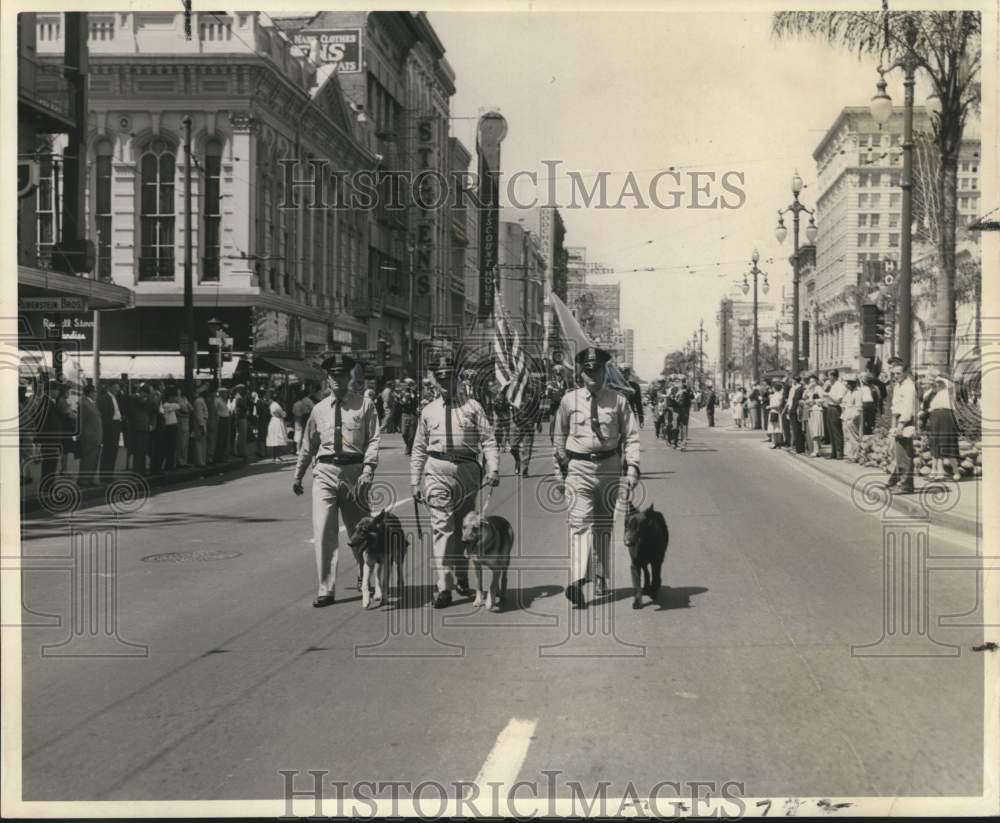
[410,396,499,485]
[553,386,641,471]
[294,391,381,481]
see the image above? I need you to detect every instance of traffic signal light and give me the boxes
[861,303,878,345]
[873,305,886,344]
[377,339,389,363]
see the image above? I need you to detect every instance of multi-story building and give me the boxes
[497,220,545,348]
[812,105,980,371]
[273,11,455,374]
[18,12,134,380]
[623,328,635,369]
[33,10,377,379]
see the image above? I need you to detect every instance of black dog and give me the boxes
[622,502,669,609]
[347,509,409,608]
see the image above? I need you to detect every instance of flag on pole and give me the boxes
[493,287,530,408]
[549,292,634,397]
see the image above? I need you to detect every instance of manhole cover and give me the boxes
[141,549,242,563]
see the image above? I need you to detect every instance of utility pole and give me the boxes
[182,115,194,397]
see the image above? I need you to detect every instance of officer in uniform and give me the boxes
[293,353,381,608]
[411,354,500,608]
[399,377,419,456]
[554,346,641,609]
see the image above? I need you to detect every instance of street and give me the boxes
[19,413,984,803]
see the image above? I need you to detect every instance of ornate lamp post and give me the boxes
[742,249,769,384]
[775,171,818,375]
[869,13,919,368]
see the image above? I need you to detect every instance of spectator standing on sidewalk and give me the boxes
[841,373,863,462]
[805,374,825,457]
[787,373,806,453]
[77,384,103,486]
[159,386,180,472]
[705,385,717,427]
[750,384,763,430]
[254,389,270,458]
[823,369,847,460]
[767,379,784,448]
[215,388,232,463]
[860,373,877,446]
[205,384,219,465]
[887,357,917,494]
[266,396,287,462]
[923,371,960,481]
[175,389,192,468]
[233,385,249,459]
[191,385,208,467]
[127,384,154,476]
[674,377,694,450]
[399,378,419,456]
[98,381,124,479]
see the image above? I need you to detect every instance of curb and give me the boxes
[787,450,980,537]
[20,457,270,516]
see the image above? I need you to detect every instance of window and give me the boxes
[889,233,899,247]
[971,178,977,190]
[869,233,880,247]
[960,196,969,209]
[858,214,868,227]
[870,194,881,208]
[870,213,881,227]
[95,140,113,279]
[891,134,901,147]
[889,173,900,187]
[960,178,969,190]
[202,138,222,281]
[870,173,881,187]
[857,233,867,247]
[890,153,901,167]
[889,214,899,228]
[858,134,869,148]
[972,164,978,173]
[139,140,176,280]
[859,193,869,208]
[961,161,969,172]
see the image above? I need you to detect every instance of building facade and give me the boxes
[812,105,981,371]
[497,220,545,348]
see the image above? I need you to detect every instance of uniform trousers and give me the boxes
[707,406,715,427]
[565,454,621,586]
[401,413,417,455]
[509,425,534,474]
[424,456,479,592]
[311,462,369,597]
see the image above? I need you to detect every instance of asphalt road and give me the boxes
[17,413,985,805]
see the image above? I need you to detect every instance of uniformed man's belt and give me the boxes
[427,451,478,463]
[316,453,364,465]
[566,449,619,462]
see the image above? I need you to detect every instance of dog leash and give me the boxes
[413,496,424,539]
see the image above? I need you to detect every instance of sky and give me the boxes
[430,9,933,380]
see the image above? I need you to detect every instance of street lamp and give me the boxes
[869,14,919,369]
[775,170,817,376]
[742,249,769,384]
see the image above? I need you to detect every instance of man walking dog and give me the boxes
[554,346,641,609]
[411,354,499,609]
[293,353,381,608]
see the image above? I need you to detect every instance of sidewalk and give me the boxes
[694,410,980,536]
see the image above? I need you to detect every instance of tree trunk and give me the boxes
[930,118,961,373]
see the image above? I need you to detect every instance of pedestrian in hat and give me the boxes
[293,353,381,607]
[399,377,419,456]
[411,353,499,609]
[553,346,640,609]
[842,373,863,461]
[923,370,959,481]
[887,358,917,493]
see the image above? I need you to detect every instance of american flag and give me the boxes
[493,287,529,409]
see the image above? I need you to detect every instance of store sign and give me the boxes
[292,29,362,72]
[20,297,88,312]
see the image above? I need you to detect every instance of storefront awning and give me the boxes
[254,354,326,382]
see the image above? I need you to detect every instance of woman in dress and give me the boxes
[175,389,192,468]
[159,386,180,472]
[805,374,825,457]
[924,372,960,480]
[767,379,784,448]
[266,396,287,463]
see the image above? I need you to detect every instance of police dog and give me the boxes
[461,512,514,612]
[347,509,408,609]
[623,502,669,609]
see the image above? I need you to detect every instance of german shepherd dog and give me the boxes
[623,502,669,609]
[461,512,514,612]
[347,509,409,609]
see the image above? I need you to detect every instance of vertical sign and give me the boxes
[476,112,507,320]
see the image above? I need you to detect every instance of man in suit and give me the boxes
[127,384,154,476]
[704,385,717,427]
[77,384,103,486]
[786,373,806,453]
[98,381,125,478]
[887,357,917,494]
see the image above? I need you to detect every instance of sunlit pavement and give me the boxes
[18,419,984,801]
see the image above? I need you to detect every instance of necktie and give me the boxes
[590,392,605,443]
[333,399,343,455]
[444,398,454,452]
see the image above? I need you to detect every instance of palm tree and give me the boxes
[773,9,981,371]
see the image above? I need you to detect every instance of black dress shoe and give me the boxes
[565,582,587,609]
[312,594,336,608]
[455,581,472,598]
[432,590,453,609]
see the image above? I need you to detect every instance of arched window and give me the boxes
[139,139,175,280]
[94,139,113,280]
[201,137,222,281]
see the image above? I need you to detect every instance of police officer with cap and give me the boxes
[411,353,500,608]
[293,352,381,607]
[554,346,641,609]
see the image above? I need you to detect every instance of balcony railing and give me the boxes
[18,54,74,121]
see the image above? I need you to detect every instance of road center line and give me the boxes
[468,717,538,803]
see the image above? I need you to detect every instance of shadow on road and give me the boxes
[605,585,708,610]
